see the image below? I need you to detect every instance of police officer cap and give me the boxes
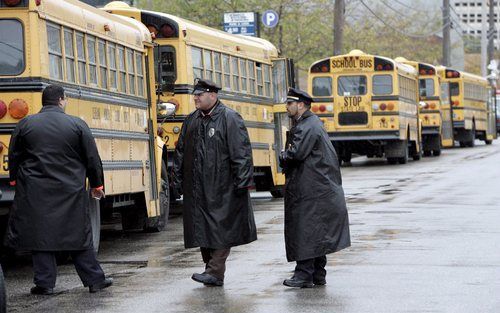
[193,78,221,95]
[286,88,313,104]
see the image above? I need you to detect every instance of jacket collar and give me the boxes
[294,109,313,123]
[197,100,223,119]
[40,105,65,114]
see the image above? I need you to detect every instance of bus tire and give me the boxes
[432,149,441,156]
[89,195,101,253]
[423,150,432,157]
[0,265,5,313]
[387,157,398,165]
[459,141,466,147]
[270,189,284,198]
[485,139,492,145]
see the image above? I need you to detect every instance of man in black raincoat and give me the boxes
[6,85,112,295]
[279,88,351,288]
[172,78,257,286]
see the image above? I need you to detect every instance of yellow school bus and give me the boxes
[308,50,422,165]
[396,58,453,156]
[0,0,167,250]
[104,2,294,198]
[438,67,495,146]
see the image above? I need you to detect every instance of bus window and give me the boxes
[248,61,256,94]
[338,76,367,96]
[0,19,24,75]
[231,56,240,91]
[222,54,230,90]
[264,64,271,97]
[240,59,247,93]
[450,82,459,96]
[373,75,392,95]
[76,32,87,85]
[108,43,117,90]
[117,46,126,92]
[64,29,76,83]
[98,40,107,89]
[126,48,136,95]
[47,23,63,80]
[191,47,203,80]
[213,52,222,87]
[256,63,263,96]
[419,78,435,97]
[135,52,144,96]
[87,36,98,85]
[312,77,332,96]
[203,50,213,81]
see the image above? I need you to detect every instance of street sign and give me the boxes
[223,12,257,36]
[262,10,279,28]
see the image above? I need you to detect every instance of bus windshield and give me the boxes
[0,19,24,75]
[338,75,367,96]
[419,78,435,97]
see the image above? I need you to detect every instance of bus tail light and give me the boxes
[166,98,179,112]
[9,99,29,119]
[0,100,7,119]
[379,103,387,111]
[172,126,180,134]
[419,69,427,75]
[3,0,22,6]
[387,103,394,111]
[311,59,330,73]
[452,100,459,106]
[326,105,333,112]
[430,103,436,109]
[311,105,319,113]
[372,103,378,111]
[319,105,326,112]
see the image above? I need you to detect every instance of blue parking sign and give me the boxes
[262,10,279,28]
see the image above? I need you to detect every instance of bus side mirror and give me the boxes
[419,101,426,108]
[157,102,176,117]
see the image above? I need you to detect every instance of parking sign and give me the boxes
[262,10,279,28]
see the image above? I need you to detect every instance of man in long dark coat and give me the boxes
[6,85,112,295]
[279,88,351,288]
[172,78,257,286]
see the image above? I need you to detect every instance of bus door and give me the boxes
[440,82,454,147]
[272,58,294,173]
[335,74,371,130]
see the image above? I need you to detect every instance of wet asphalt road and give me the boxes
[3,140,500,313]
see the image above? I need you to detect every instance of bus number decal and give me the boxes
[2,155,8,171]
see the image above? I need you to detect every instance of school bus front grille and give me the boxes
[338,112,368,126]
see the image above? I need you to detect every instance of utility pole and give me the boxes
[481,0,488,76]
[487,0,495,68]
[333,0,345,56]
[442,0,451,67]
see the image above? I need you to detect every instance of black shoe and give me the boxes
[30,286,54,295]
[313,278,326,286]
[89,278,113,293]
[283,276,313,288]
[191,273,224,286]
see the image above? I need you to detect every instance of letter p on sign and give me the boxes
[262,10,279,28]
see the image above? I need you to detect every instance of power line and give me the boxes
[359,0,451,39]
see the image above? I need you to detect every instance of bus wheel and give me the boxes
[423,150,432,157]
[432,149,441,156]
[387,157,398,165]
[270,189,284,198]
[0,265,5,313]
[89,195,101,253]
[485,139,492,145]
[459,141,466,147]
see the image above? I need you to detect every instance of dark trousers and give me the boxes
[294,255,327,282]
[200,247,231,280]
[32,249,105,289]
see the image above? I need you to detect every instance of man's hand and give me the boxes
[91,187,105,200]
